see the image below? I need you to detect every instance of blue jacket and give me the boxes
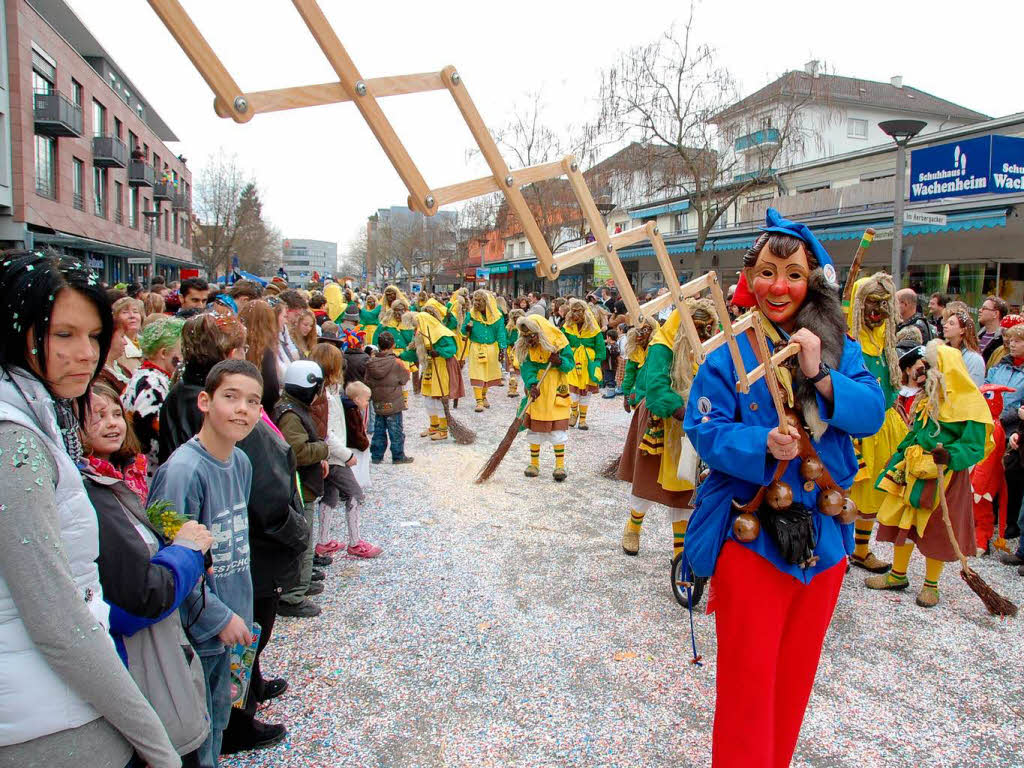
[984,357,1024,428]
[682,332,884,583]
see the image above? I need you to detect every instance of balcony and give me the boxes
[92,135,127,168]
[33,91,83,137]
[734,168,776,183]
[172,191,190,212]
[72,192,84,211]
[734,128,781,153]
[153,178,174,201]
[128,160,154,187]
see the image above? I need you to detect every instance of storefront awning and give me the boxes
[618,208,1009,257]
[627,200,689,219]
[486,258,538,274]
[32,229,199,269]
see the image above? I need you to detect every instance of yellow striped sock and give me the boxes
[672,519,688,558]
[474,386,484,403]
[553,444,565,470]
[529,444,540,467]
[853,519,874,560]
[437,417,448,435]
[626,509,645,533]
[924,557,944,587]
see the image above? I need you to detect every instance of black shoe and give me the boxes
[276,599,321,618]
[221,720,287,754]
[1018,564,1024,577]
[313,554,333,567]
[998,551,1024,566]
[311,569,325,581]
[305,582,324,596]
[256,678,288,703]
[393,456,414,464]
[1006,526,1021,539]
[371,457,383,464]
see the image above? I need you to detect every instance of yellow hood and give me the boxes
[470,291,501,324]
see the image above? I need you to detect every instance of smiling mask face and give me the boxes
[746,243,810,331]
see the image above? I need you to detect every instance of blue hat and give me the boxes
[761,208,837,286]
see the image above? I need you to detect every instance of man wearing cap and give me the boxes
[682,209,885,768]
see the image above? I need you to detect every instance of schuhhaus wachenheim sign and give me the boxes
[910,134,1024,201]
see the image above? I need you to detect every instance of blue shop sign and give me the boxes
[990,135,1024,193]
[910,136,991,201]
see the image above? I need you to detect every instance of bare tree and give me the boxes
[232,182,280,275]
[191,149,248,278]
[595,3,831,265]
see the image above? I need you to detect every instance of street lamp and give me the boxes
[879,119,927,287]
[143,207,160,284]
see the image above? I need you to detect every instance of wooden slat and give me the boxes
[610,221,658,250]
[751,321,789,427]
[216,72,446,117]
[702,312,755,356]
[562,157,641,322]
[431,158,567,209]
[638,291,673,318]
[551,240,603,273]
[441,65,554,269]
[679,272,714,298]
[743,343,801,390]
[291,0,433,213]
[708,272,749,393]
[147,0,250,122]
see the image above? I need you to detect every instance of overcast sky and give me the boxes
[68,0,1022,261]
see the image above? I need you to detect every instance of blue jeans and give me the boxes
[371,412,406,460]
[198,650,231,768]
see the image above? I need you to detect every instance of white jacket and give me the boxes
[0,370,111,745]
[325,385,353,466]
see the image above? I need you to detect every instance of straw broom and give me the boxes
[475,364,552,483]
[424,326,476,445]
[935,453,1017,617]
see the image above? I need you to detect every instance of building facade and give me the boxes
[5,0,193,283]
[281,237,337,286]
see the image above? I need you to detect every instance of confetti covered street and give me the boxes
[224,385,1024,768]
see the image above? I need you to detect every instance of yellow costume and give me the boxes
[462,290,507,410]
[562,299,605,429]
[324,282,346,323]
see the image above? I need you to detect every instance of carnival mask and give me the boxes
[692,311,716,342]
[568,307,586,326]
[747,245,810,330]
[522,329,540,347]
[384,288,397,304]
[473,295,487,312]
[637,325,653,347]
[863,291,890,329]
[366,296,377,309]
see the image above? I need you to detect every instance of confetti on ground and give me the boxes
[222,382,1024,768]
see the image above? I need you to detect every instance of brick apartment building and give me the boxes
[0,0,194,283]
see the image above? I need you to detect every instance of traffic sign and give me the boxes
[904,210,947,226]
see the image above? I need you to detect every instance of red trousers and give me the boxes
[711,542,845,768]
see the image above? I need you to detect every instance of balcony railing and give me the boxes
[734,128,781,152]
[114,208,124,225]
[172,191,190,212]
[153,179,174,201]
[739,178,894,224]
[33,91,83,137]
[128,160,155,187]
[93,198,106,219]
[734,168,776,183]
[92,135,127,168]
[35,176,56,199]
[72,192,84,211]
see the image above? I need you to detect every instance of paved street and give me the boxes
[224,383,1024,768]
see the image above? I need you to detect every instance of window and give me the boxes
[674,212,687,233]
[129,131,138,154]
[152,152,160,171]
[34,135,55,198]
[31,49,54,93]
[114,117,122,140]
[173,212,178,242]
[92,100,106,137]
[93,167,106,217]
[848,118,868,139]
[759,115,773,130]
[71,79,83,107]
[114,181,123,224]
[129,188,138,228]
[142,198,150,232]
[72,158,84,210]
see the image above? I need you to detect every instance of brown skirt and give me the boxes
[445,356,466,400]
[617,403,693,508]
[876,469,975,562]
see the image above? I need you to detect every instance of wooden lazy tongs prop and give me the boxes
[726,318,859,569]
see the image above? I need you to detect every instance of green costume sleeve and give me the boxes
[444,312,458,331]
[497,318,508,349]
[359,305,381,324]
[643,344,684,418]
[557,344,575,373]
[399,347,418,364]
[632,363,649,403]
[432,335,457,359]
[944,420,988,471]
[461,314,473,336]
[508,329,518,345]
[587,332,607,362]
[521,358,541,389]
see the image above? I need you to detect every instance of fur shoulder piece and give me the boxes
[793,268,846,440]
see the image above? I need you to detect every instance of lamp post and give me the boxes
[142,207,160,283]
[878,120,927,287]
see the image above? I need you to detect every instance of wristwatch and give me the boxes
[807,361,831,385]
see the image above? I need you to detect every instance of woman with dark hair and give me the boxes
[0,252,179,768]
[239,299,282,413]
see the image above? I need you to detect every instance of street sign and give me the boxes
[475,268,489,280]
[904,210,947,226]
[872,227,894,241]
[127,257,150,264]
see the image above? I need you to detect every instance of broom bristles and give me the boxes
[475,414,526,483]
[440,398,475,445]
[601,454,622,479]
[961,567,1018,617]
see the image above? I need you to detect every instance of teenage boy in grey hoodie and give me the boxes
[148,359,264,768]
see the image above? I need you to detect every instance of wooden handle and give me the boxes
[841,228,876,304]
[935,454,973,573]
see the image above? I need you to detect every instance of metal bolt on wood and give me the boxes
[425,195,435,209]
[355,81,367,96]
[504,175,514,187]
[233,96,248,113]
[450,71,461,86]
